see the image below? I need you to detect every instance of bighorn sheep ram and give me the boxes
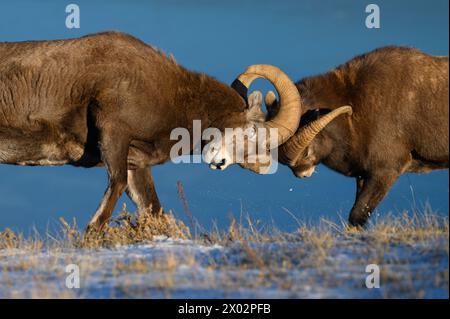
[0,31,302,231]
[257,47,448,227]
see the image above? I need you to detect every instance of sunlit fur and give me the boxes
[0,31,263,231]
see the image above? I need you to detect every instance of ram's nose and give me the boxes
[209,158,227,170]
[294,167,315,178]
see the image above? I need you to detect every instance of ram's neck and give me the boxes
[295,69,357,175]
[175,71,247,130]
[297,68,352,112]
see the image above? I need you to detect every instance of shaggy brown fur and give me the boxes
[0,31,259,232]
[275,46,449,226]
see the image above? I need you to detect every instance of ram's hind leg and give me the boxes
[126,167,162,215]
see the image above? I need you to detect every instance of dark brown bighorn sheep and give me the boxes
[0,31,301,232]
[262,46,449,227]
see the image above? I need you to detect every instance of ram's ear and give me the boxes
[248,90,263,110]
[265,91,280,120]
[246,90,265,121]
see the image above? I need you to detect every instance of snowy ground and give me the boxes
[0,234,447,298]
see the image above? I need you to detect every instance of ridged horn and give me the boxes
[281,105,353,164]
[235,65,301,147]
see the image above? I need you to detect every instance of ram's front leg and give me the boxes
[348,171,399,228]
[86,127,130,233]
[126,167,162,215]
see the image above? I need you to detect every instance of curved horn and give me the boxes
[264,90,279,120]
[235,65,301,147]
[281,105,353,164]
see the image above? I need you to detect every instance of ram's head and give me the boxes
[203,65,302,174]
[264,90,353,178]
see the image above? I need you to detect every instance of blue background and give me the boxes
[0,0,448,233]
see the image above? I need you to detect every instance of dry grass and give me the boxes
[0,206,190,252]
[0,205,447,254]
[0,228,44,251]
[0,203,448,299]
[60,205,191,249]
[368,210,449,245]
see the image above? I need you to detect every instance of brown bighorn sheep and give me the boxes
[260,46,449,227]
[0,31,302,231]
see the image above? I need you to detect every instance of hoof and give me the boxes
[348,214,369,229]
[83,223,102,242]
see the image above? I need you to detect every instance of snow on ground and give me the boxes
[0,235,448,298]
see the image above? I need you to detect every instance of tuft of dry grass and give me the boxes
[0,228,43,251]
[366,210,449,245]
[69,206,191,248]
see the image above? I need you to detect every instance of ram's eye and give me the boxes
[303,147,312,158]
[248,126,257,141]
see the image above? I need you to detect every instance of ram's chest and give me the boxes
[0,138,84,166]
